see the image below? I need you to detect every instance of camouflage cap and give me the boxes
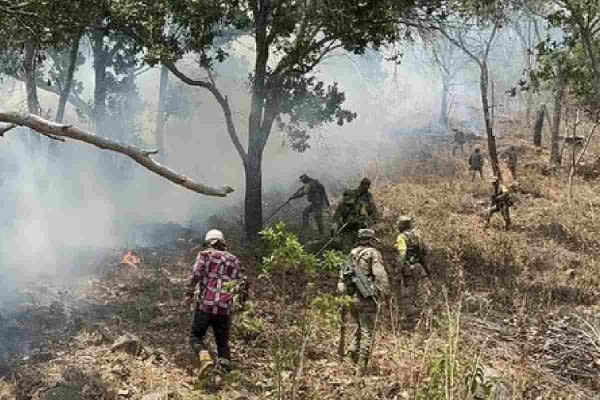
[299,174,309,182]
[357,228,378,241]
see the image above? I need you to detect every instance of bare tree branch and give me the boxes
[165,62,248,165]
[0,112,234,197]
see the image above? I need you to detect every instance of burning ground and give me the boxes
[1,126,600,400]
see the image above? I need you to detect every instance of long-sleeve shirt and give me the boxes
[187,248,243,315]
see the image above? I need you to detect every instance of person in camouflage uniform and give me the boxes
[331,189,367,252]
[484,177,512,230]
[354,178,379,225]
[502,146,518,180]
[290,174,330,235]
[468,148,485,181]
[452,128,466,156]
[395,216,429,329]
[337,229,390,371]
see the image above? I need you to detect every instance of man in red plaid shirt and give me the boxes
[186,229,246,376]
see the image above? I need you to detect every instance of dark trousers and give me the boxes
[508,164,517,180]
[452,143,464,156]
[470,168,483,181]
[302,203,324,234]
[190,310,231,360]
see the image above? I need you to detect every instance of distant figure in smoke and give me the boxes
[468,148,485,181]
[290,174,330,235]
[452,128,466,156]
[501,145,518,180]
[186,229,247,377]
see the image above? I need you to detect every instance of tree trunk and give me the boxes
[244,149,263,240]
[479,61,501,180]
[155,65,169,162]
[523,33,532,128]
[439,82,449,126]
[550,66,566,165]
[56,35,81,123]
[91,30,108,136]
[23,41,41,116]
[533,107,545,147]
[23,40,41,151]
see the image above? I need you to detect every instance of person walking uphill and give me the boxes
[452,128,466,156]
[186,229,247,377]
[338,229,390,373]
[502,145,518,180]
[354,178,379,225]
[395,216,430,329]
[290,174,330,235]
[468,148,485,181]
[484,177,513,230]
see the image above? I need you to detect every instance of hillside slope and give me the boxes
[1,125,599,400]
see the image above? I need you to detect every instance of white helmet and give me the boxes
[204,229,225,244]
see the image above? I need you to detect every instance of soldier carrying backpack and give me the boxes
[395,216,430,329]
[337,229,390,373]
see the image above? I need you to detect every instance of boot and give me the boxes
[197,350,213,378]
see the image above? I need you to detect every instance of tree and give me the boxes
[412,36,466,126]
[106,0,441,239]
[437,1,508,180]
[155,65,170,162]
[49,33,85,124]
[531,1,600,165]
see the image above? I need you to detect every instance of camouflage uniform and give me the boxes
[452,129,465,156]
[338,229,390,369]
[354,178,379,225]
[468,148,484,181]
[503,146,518,180]
[291,174,330,235]
[484,178,512,230]
[395,216,429,329]
[332,190,367,252]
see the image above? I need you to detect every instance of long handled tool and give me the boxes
[338,305,347,358]
[263,198,292,224]
[315,221,350,255]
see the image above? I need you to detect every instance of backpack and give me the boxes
[404,230,427,265]
[341,253,377,299]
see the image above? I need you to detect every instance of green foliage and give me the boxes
[464,363,500,399]
[309,293,354,329]
[259,222,318,274]
[235,301,265,341]
[320,249,346,273]
[531,1,600,114]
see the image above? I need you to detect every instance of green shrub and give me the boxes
[260,222,318,274]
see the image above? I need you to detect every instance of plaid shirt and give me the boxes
[188,248,242,315]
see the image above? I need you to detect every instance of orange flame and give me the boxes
[121,251,141,268]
